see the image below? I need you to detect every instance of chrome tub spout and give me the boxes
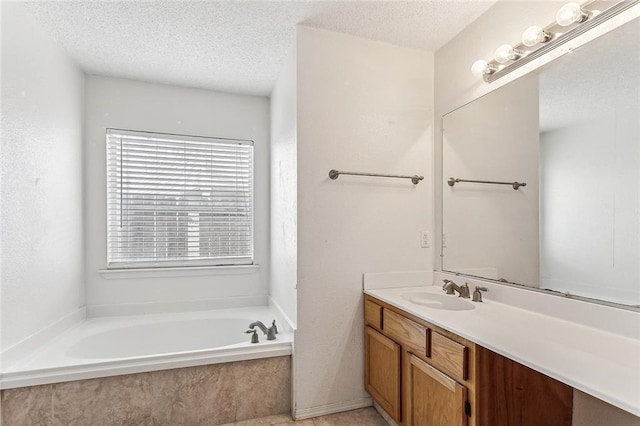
[249,320,277,340]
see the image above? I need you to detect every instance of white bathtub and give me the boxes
[0,306,293,389]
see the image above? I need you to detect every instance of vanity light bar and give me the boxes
[472,0,639,83]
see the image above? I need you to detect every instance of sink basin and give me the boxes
[401,291,475,311]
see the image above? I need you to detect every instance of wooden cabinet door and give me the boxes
[365,326,402,422]
[475,346,573,426]
[408,354,467,426]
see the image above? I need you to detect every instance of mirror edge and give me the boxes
[438,4,640,313]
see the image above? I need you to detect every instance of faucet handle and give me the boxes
[271,320,278,334]
[460,283,471,298]
[472,286,488,302]
[246,329,259,343]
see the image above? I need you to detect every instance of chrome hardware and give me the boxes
[249,320,277,340]
[442,279,457,294]
[448,177,526,190]
[329,169,424,185]
[442,279,470,298]
[460,283,470,298]
[473,286,488,302]
[246,329,259,344]
[483,1,638,84]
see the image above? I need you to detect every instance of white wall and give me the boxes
[541,116,639,305]
[435,1,640,423]
[269,46,298,327]
[1,2,84,351]
[538,16,639,306]
[84,76,270,308]
[294,26,433,415]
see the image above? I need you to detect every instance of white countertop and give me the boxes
[365,285,640,417]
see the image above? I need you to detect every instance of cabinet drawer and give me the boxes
[430,331,468,383]
[383,309,428,357]
[365,299,383,330]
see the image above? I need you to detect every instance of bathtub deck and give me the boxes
[1,306,293,389]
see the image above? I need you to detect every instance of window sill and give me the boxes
[98,264,260,280]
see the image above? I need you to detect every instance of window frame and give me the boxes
[105,128,255,270]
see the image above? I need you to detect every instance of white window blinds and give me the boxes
[107,129,254,269]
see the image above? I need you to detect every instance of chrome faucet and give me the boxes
[245,329,259,343]
[442,279,470,298]
[472,286,488,302]
[249,320,278,340]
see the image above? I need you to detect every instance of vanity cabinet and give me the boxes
[475,346,573,425]
[364,295,573,426]
[365,326,402,421]
[408,354,467,426]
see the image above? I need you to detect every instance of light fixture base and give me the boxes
[479,0,637,84]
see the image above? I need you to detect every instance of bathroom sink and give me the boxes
[401,291,475,311]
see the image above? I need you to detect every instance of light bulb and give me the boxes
[522,26,552,47]
[471,60,498,78]
[471,60,489,77]
[494,44,522,64]
[556,2,589,26]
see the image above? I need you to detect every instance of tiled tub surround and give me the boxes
[1,306,293,389]
[1,356,291,425]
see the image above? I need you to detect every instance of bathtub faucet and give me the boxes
[249,320,277,340]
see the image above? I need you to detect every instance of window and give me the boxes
[106,129,254,269]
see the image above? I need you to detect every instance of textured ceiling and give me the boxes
[25,1,496,96]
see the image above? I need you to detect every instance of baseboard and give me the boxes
[1,307,86,371]
[293,397,372,420]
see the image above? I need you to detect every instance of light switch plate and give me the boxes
[420,231,430,248]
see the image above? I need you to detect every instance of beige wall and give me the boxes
[574,391,640,426]
[435,1,639,423]
[294,26,433,416]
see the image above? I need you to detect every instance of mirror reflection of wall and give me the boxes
[442,17,639,307]
[442,74,540,287]
[539,18,640,306]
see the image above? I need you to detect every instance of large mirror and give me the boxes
[442,17,639,308]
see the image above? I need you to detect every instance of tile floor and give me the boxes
[222,407,389,426]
